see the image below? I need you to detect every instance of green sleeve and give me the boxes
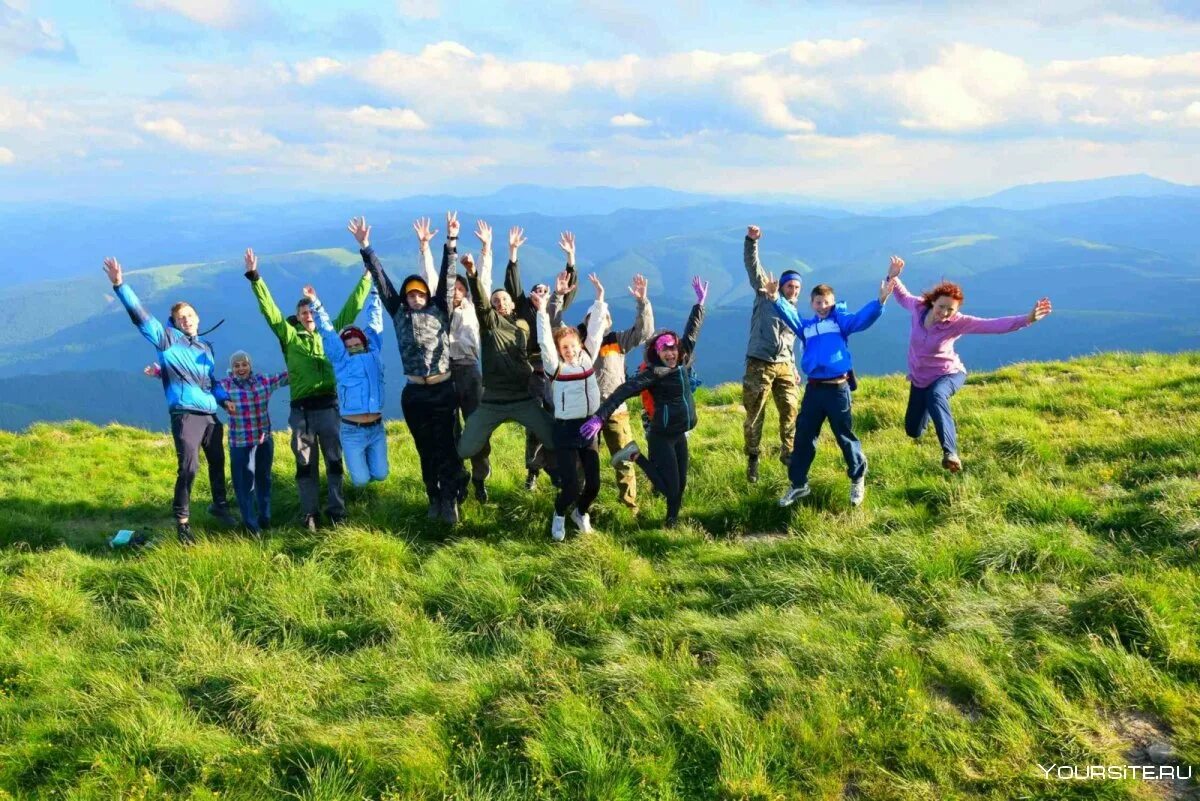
[333,272,373,330]
[250,275,294,347]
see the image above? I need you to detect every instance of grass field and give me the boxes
[1,352,1198,800]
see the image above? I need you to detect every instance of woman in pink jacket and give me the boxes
[886,256,1052,472]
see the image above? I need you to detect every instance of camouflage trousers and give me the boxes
[742,357,800,463]
[599,410,638,510]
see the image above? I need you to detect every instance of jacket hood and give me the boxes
[401,273,431,298]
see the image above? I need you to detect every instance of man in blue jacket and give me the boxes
[103,257,238,544]
[768,274,896,508]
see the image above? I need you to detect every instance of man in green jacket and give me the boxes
[243,247,372,529]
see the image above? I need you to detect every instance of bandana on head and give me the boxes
[655,334,678,353]
[340,326,368,351]
[780,270,802,288]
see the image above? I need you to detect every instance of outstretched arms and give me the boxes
[243,248,297,347]
[104,257,170,350]
[955,298,1052,334]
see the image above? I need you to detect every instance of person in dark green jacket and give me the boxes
[243,247,372,529]
[456,228,556,465]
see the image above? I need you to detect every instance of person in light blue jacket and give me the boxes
[103,256,237,544]
[304,283,388,489]
[768,274,896,509]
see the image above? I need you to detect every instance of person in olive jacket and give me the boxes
[243,247,372,530]
[579,276,708,529]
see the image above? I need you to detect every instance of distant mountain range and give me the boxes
[2,176,1198,430]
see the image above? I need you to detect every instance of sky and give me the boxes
[1,0,1200,204]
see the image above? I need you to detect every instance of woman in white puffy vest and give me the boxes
[534,271,607,542]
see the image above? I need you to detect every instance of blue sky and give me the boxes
[1,0,1199,203]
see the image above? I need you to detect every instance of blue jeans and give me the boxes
[788,382,866,488]
[341,420,389,487]
[905,372,967,456]
[230,438,273,531]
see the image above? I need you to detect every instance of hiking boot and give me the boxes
[440,498,460,526]
[302,514,318,532]
[551,514,566,542]
[525,470,539,491]
[610,441,640,467]
[570,509,594,534]
[850,477,866,507]
[473,478,488,503]
[208,503,238,527]
[747,454,760,484]
[942,453,963,473]
[176,521,195,546]
[778,484,811,507]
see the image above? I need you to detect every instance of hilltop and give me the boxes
[1,352,1199,800]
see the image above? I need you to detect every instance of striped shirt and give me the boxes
[217,372,289,447]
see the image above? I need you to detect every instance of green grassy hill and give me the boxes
[1,353,1198,800]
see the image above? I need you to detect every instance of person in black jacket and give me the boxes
[580,276,708,528]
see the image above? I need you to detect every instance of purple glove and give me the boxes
[579,415,603,440]
[692,275,709,305]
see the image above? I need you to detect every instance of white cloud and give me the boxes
[131,0,244,30]
[0,145,14,164]
[343,105,428,131]
[894,44,1032,131]
[294,56,344,85]
[0,1,72,60]
[137,116,207,149]
[610,112,649,128]
[1045,51,1200,81]
[789,38,866,67]
[136,114,282,153]
[397,0,439,20]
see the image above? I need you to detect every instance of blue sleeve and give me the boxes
[211,368,230,405]
[366,288,384,349]
[772,295,804,336]
[312,299,347,364]
[838,299,883,336]
[114,283,169,350]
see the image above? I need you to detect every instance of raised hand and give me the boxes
[302,284,318,302]
[508,226,526,258]
[763,272,779,301]
[747,225,761,240]
[556,269,573,297]
[628,273,648,301]
[879,276,898,304]
[887,255,905,280]
[102,257,123,285]
[587,272,604,300]
[348,216,371,249]
[244,248,258,274]
[1029,297,1052,323]
[692,275,709,305]
[558,231,576,265]
[446,210,460,239]
[143,363,161,378]
[530,288,548,312]
[475,220,492,252]
[461,254,477,276]
[579,415,603,440]
[413,217,437,249]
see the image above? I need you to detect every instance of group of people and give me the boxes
[105,217,1051,544]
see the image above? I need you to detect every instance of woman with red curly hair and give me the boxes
[886,256,1052,472]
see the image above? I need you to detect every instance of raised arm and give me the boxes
[413,216,439,291]
[475,220,493,297]
[465,257,496,332]
[365,287,385,350]
[503,225,527,300]
[744,225,768,293]
[435,211,458,314]
[581,274,608,358]
[305,286,347,364]
[616,274,654,352]
[837,297,885,337]
[955,298,1050,335]
[887,258,920,311]
[680,276,709,359]
[533,293,559,375]
[351,216,401,317]
[334,271,373,331]
[104,257,169,350]
[242,249,295,347]
[556,231,579,314]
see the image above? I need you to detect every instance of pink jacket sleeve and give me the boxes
[952,313,1032,335]
[891,278,920,312]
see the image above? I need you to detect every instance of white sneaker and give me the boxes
[551,514,566,542]
[850,478,866,507]
[570,509,593,534]
[610,441,640,467]
[778,484,811,507]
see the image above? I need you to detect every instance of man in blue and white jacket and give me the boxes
[103,256,237,544]
[769,274,896,508]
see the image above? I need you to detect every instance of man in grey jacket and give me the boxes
[742,225,801,483]
[573,273,653,511]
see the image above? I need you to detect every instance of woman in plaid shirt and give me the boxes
[148,351,288,535]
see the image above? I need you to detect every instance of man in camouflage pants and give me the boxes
[742,225,801,483]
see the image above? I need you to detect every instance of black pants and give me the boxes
[635,431,689,522]
[170,411,228,521]
[553,418,600,516]
[402,380,468,504]
[524,371,558,483]
[452,361,491,482]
